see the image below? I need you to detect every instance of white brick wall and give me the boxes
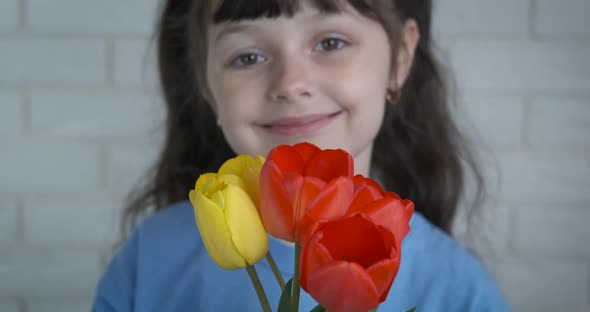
[23,197,120,244]
[459,95,525,149]
[28,301,93,312]
[0,92,24,137]
[535,0,590,36]
[432,0,529,36]
[450,42,590,92]
[0,0,19,31]
[0,142,101,192]
[499,152,590,204]
[106,144,161,195]
[0,247,101,297]
[529,97,590,147]
[0,1,588,311]
[0,302,20,312]
[114,40,159,87]
[0,38,107,86]
[0,200,19,244]
[30,92,164,138]
[513,207,590,257]
[495,259,590,311]
[27,0,160,35]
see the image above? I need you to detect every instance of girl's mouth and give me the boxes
[260,111,343,136]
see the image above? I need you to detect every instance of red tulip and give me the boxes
[258,143,354,242]
[300,214,402,312]
[348,174,414,246]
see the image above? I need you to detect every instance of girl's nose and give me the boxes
[267,56,313,103]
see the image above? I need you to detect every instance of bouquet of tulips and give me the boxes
[189,143,414,312]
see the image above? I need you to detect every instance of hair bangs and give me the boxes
[211,0,376,23]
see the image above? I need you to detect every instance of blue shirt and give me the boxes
[93,200,510,311]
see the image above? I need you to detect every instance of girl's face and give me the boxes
[205,1,416,175]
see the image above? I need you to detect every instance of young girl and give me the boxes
[93,0,510,311]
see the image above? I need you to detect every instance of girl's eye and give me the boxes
[230,53,267,68]
[314,38,348,52]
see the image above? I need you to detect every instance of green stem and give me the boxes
[245,265,272,312]
[291,242,302,312]
[266,252,286,289]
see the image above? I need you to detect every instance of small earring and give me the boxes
[386,89,400,104]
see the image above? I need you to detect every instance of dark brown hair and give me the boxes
[121,0,484,237]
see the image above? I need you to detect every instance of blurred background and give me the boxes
[0,0,589,311]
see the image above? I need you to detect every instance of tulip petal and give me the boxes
[353,198,412,243]
[192,191,247,270]
[188,189,198,206]
[317,215,389,269]
[366,226,400,301]
[223,184,268,266]
[353,175,384,193]
[259,161,297,241]
[306,261,380,312]
[242,166,261,206]
[216,155,264,206]
[297,177,354,242]
[347,183,384,214]
[215,174,246,191]
[266,145,305,174]
[281,173,326,235]
[194,173,218,194]
[304,149,354,182]
[293,142,321,163]
[217,154,250,176]
[281,172,303,208]
[401,199,415,221]
[366,258,400,302]
[300,223,333,290]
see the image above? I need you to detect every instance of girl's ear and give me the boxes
[391,19,420,90]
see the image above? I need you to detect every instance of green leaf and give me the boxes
[406,307,416,312]
[310,304,327,312]
[278,277,294,312]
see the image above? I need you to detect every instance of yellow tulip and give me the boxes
[189,157,268,270]
[217,154,265,206]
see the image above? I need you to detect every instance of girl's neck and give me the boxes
[353,143,373,177]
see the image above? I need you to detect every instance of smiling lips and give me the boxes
[261,111,342,136]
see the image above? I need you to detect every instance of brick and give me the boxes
[498,152,590,204]
[457,96,524,148]
[0,302,19,312]
[28,0,159,35]
[0,247,101,296]
[0,38,106,86]
[114,40,158,87]
[433,0,528,36]
[0,92,23,137]
[28,300,91,312]
[535,0,590,36]
[0,0,19,30]
[107,145,160,192]
[23,197,119,244]
[450,42,590,92]
[495,259,589,310]
[30,91,165,138]
[0,142,100,192]
[529,97,590,147]
[0,200,18,243]
[453,203,511,257]
[513,207,590,257]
